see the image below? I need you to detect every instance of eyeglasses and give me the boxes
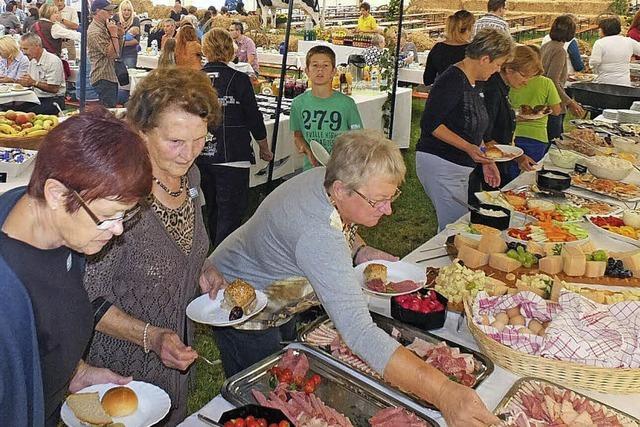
[353,188,402,209]
[72,191,141,231]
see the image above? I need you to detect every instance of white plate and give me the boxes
[505,229,590,247]
[585,215,640,248]
[355,260,425,297]
[60,381,171,427]
[517,111,552,120]
[491,145,524,162]
[309,140,331,166]
[186,289,268,327]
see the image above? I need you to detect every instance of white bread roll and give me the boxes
[66,392,113,425]
[101,386,138,417]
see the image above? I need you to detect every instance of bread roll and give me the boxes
[66,392,113,425]
[363,263,387,283]
[222,279,257,313]
[485,145,504,159]
[101,386,139,417]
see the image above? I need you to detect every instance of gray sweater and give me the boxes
[211,167,400,374]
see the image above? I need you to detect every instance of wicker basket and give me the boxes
[463,298,640,394]
[0,135,44,150]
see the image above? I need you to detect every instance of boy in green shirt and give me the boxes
[508,74,562,162]
[290,45,363,170]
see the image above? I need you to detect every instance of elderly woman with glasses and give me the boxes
[0,109,152,427]
[200,129,500,427]
[83,67,223,425]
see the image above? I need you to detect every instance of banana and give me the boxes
[43,120,52,130]
[50,116,58,126]
[0,123,16,134]
[26,129,47,137]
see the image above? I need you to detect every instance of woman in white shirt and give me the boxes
[31,3,80,57]
[590,15,640,86]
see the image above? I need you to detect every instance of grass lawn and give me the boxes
[187,97,438,413]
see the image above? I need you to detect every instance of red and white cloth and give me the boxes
[472,290,640,368]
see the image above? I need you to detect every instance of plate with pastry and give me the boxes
[355,260,425,296]
[186,279,268,326]
[484,144,524,162]
[516,104,553,120]
[60,382,171,427]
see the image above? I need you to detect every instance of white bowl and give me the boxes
[585,155,633,181]
[0,84,10,93]
[611,136,640,155]
[548,148,581,169]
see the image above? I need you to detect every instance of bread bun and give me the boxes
[101,386,138,417]
[485,145,504,159]
[66,392,113,425]
[223,279,257,313]
[363,263,387,283]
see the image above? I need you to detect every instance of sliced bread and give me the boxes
[65,392,113,425]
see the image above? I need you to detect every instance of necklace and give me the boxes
[153,175,186,197]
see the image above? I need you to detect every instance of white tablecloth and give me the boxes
[257,51,306,69]
[298,40,429,68]
[136,53,159,69]
[180,165,640,427]
[0,90,40,105]
[398,66,424,85]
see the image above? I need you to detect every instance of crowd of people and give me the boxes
[2,0,640,426]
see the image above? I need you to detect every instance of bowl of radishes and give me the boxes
[391,289,447,330]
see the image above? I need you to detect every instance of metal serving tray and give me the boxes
[494,377,640,426]
[297,313,494,412]
[221,343,438,427]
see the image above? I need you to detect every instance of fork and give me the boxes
[198,355,221,367]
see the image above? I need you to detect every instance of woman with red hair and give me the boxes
[0,109,152,427]
[175,23,202,70]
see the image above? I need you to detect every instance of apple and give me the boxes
[14,113,29,125]
[5,110,16,121]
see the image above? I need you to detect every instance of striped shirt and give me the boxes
[473,13,510,36]
[87,19,121,85]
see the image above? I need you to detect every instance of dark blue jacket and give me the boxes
[0,187,45,427]
[198,61,267,165]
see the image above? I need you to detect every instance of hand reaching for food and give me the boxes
[199,260,227,299]
[149,327,198,370]
[435,380,500,427]
[69,360,132,393]
[516,154,537,172]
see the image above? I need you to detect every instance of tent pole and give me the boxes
[387,0,405,140]
[78,0,88,111]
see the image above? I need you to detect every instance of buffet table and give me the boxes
[297,40,428,66]
[0,89,40,105]
[180,164,640,426]
[257,50,306,69]
[398,65,425,85]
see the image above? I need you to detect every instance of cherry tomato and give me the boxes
[224,422,234,427]
[278,421,291,427]
[278,368,293,384]
[246,416,255,422]
[233,419,246,427]
[293,375,305,387]
[303,379,316,394]
[268,424,278,427]
[257,419,268,427]
[246,420,259,427]
[310,374,321,386]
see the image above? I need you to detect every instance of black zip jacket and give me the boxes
[198,61,268,165]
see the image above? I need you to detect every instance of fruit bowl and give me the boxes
[391,289,447,330]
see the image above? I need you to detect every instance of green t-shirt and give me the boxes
[290,90,363,170]
[508,75,561,143]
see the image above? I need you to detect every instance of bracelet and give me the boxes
[352,244,367,264]
[143,322,150,354]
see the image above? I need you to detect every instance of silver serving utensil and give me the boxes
[52,101,65,117]
[197,413,225,426]
[419,244,446,253]
[451,194,480,213]
[198,355,221,367]
[415,252,450,263]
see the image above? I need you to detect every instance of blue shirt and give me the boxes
[0,51,30,80]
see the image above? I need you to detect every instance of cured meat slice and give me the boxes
[366,278,386,292]
[369,407,429,427]
[388,280,420,293]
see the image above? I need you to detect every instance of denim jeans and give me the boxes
[92,79,118,108]
[508,136,551,180]
[547,113,565,143]
[199,163,250,246]
[122,54,137,69]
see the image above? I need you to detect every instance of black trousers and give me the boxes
[199,163,250,247]
[19,96,65,115]
[212,318,299,378]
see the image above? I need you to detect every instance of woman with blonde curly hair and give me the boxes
[198,28,272,246]
[84,67,223,425]
[0,35,29,82]
[175,23,202,70]
[112,0,140,68]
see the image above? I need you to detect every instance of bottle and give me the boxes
[332,73,340,90]
[363,65,370,82]
[151,39,158,56]
[304,17,313,41]
[370,66,379,90]
[340,73,348,94]
[345,70,353,95]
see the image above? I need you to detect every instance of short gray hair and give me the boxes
[466,28,514,61]
[372,34,385,47]
[324,129,406,191]
[21,32,42,47]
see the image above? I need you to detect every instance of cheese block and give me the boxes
[489,253,521,273]
[585,260,606,278]
[579,241,596,254]
[454,234,480,250]
[562,248,586,276]
[539,255,563,275]
[622,250,640,276]
[478,233,507,255]
[458,245,490,268]
[527,241,546,257]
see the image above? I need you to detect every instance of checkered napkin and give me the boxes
[472,290,640,368]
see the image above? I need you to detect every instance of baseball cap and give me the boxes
[91,0,117,13]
